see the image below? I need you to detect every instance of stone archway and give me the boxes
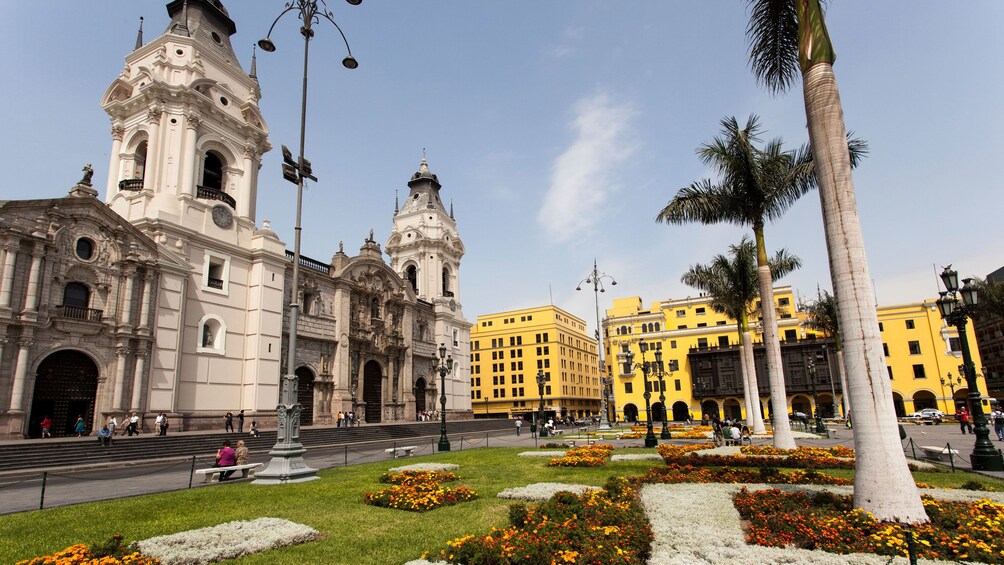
[363,360,383,424]
[651,402,665,423]
[723,398,742,421]
[817,394,836,418]
[791,395,811,416]
[414,377,427,419]
[295,366,315,426]
[701,400,720,420]
[28,350,99,438]
[912,390,937,412]
[672,401,691,422]
[623,403,639,423]
[892,392,906,418]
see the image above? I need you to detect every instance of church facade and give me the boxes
[0,0,471,439]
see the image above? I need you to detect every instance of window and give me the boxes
[405,265,417,292]
[883,343,889,356]
[75,238,95,261]
[697,338,708,348]
[678,325,687,330]
[949,337,961,352]
[888,366,893,380]
[512,388,517,397]
[908,341,921,355]
[905,319,915,330]
[717,321,727,326]
[669,360,679,371]
[545,385,551,395]
[879,322,884,331]
[624,382,633,394]
[671,340,677,349]
[675,379,681,391]
[202,151,225,190]
[203,250,231,293]
[697,323,707,328]
[718,336,729,347]
[696,307,706,315]
[197,315,226,354]
[913,364,926,379]
[784,329,798,341]
[63,282,90,308]
[676,309,686,317]
[370,297,380,319]
[778,297,790,306]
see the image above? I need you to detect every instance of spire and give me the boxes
[394,190,399,215]
[172,0,191,36]
[135,16,144,49]
[249,44,258,82]
[449,200,454,220]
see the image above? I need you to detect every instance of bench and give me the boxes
[384,445,417,459]
[194,463,262,483]
[918,445,959,462]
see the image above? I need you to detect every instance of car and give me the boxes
[919,408,946,419]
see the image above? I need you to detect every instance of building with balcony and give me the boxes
[470,305,600,421]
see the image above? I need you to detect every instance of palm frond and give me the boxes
[746,0,800,95]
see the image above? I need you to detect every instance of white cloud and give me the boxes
[539,92,638,242]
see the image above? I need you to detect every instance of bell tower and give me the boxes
[101,0,270,237]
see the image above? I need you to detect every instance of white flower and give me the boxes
[611,454,663,461]
[388,463,460,473]
[497,482,601,501]
[138,517,318,565]
[516,450,566,457]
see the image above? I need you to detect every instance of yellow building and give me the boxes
[470,305,600,420]
[603,288,983,423]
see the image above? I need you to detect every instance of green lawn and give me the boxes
[3,447,1002,565]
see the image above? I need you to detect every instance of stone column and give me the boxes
[120,270,136,329]
[112,348,129,411]
[8,339,33,412]
[130,347,148,412]
[137,273,153,333]
[23,252,43,313]
[181,114,200,197]
[142,108,162,192]
[0,246,15,308]
[106,124,125,199]
[239,145,255,219]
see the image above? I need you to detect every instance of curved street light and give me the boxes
[576,260,616,430]
[652,350,671,439]
[936,265,1002,471]
[623,339,658,448]
[436,344,453,452]
[254,0,360,484]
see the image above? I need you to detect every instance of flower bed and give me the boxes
[137,518,318,565]
[638,464,850,486]
[656,443,715,460]
[423,476,652,564]
[735,487,1004,563]
[740,445,855,459]
[547,444,614,467]
[669,430,711,439]
[18,535,159,565]
[661,452,856,469]
[364,471,478,512]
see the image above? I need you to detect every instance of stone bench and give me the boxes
[384,445,417,459]
[918,445,959,463]
[195,463,262,483]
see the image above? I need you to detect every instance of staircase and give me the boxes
[0,419,512,474]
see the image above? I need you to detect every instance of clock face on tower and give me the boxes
[212,204,233,229]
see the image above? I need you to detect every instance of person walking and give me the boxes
[74,415,86,437]
[958,406,971,435]
[991,407,1004,441]
[107,415,118,439]
[156,413,169,436]
[237,410,245,434]
[515,418,522,436]
[40,415,52,438]
[224,411,234,433]
[128,412,141,436]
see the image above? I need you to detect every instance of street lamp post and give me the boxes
[653,350,671,439]
[484,396,489,419]
[536,370,548,438]
[806,353,826,434]
[436,344,453,452]
[577,260,617,430]
[623,339,658,447]
[936,265,1003,471]
[254,0,359,484]
[940,372,963,414]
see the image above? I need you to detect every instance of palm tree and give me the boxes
[658,115,817,449]
[802,289,848,418]
[746,0,928,522]
[682,237,801,435]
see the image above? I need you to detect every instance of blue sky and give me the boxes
[1,2,1001,335]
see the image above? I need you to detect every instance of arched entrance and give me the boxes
[363,360,383,424]
[791,395,811,416]
[953,389,969,413]
[295,366,315,426]
[892,392,906,418]
[623,403,638,423]
[913,390,937,412]
[672,401,691,422]
[414,377,427,418]
[701,400,720,420]
[651,402,665,422]
[817,394,836,418]
[723,398,742,421]
[28,350,99,438]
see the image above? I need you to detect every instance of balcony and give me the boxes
[118,178,144,192]
[207,278,224,290]
[285,251,330,275]
[196,185,236,209]
[57,305,103,322]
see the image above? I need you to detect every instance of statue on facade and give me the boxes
[79,164,94,186]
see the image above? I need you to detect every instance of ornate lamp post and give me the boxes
[940,372,963,414]
[936,265,1003,471]
[536,369,548,437]
[436,344,453,452]
[255,0,359,484]
[623,339,658,447]
[577,260,617,429]
[484,396,489,419]
[806,353,826,434]
[653,350,671,439]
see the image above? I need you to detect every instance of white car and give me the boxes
[919,408,945,419]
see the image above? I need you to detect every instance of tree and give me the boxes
[802,289,849,417]
[658,115,818,449]
[682,236,801,435]
[746,0,928,522]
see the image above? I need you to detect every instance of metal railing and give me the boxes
[195,185,236,209]
[56,305,103,322]
[285,250,330,274]
[117,178,144,191]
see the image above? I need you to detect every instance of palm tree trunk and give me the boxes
[741,330,767,433]
[836,345,849,418]
[802,62,928,523]
[754,229,796,449]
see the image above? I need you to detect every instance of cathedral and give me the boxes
[0,0,472,439]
